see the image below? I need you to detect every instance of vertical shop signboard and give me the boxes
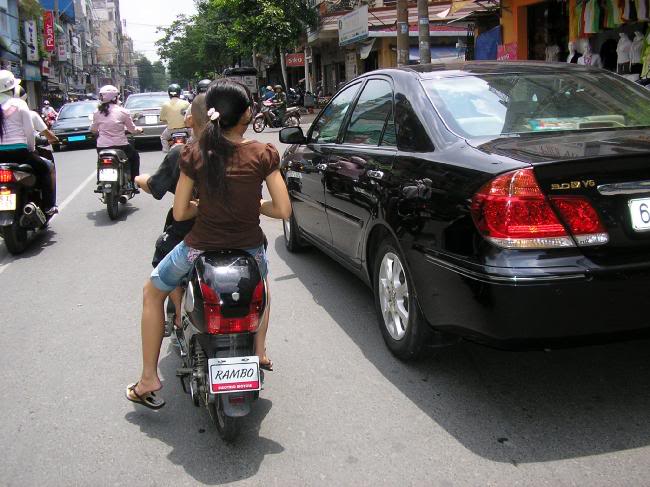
[497,43,518,61]
[43,11,55,52]
[58,37,68,61]
[24,20,39,61]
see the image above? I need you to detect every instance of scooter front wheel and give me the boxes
[253,116,266,133]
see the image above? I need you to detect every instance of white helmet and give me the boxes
[43,100,50,105]
[99,84,119,103]
[0,70,20,94]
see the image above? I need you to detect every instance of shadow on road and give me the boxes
[0,227,57,262]
[85,205,140,226]
[274,236,650,465]
[125,344,284,484]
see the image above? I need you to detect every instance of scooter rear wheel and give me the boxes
[253,116,266,133]
[106,193,120,220]
[210,396,241,442]
[1,219,28,255]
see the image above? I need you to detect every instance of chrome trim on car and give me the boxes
[597,181,650,195]
[423,254,586,285]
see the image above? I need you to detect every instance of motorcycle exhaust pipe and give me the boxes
[119,195,128,205]
[21,203,46,228]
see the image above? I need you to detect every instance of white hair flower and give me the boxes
[207,108,220,122]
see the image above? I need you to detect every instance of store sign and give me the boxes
[497,42,518,61]
[24,20,39,62]
[41,60,50,78]
[58,37,68,61]
[286,53,305,67]
[43,11,55,52]
[339,5,369,46]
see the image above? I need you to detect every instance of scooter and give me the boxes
[168,250,267,442]
[93,149,138,220]
[0,138,56,254]
[252,100,301,133]
[167,129,190,149]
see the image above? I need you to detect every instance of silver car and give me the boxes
[123,92,169,143]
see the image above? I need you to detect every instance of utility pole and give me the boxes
[396,0,409,67]
[417,0,431,64]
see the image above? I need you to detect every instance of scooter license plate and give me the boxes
[0,193,16,211]
[98,168,118,182]
[208,356,260,394]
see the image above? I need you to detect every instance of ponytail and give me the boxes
[98,99,115,116]
[199,79,252,198]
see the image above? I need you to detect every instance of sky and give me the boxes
[119,0,197,61]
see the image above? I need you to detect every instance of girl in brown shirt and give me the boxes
[126,79,291,408]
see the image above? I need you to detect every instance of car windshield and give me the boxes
[124,96,168,109]
[58,103,97,119]
[422,71,650,138]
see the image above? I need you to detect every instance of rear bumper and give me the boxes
[133,124,166,139]
[410,250,650,347]
[56,131,95,146]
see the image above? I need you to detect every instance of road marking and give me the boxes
[0,170,96,276]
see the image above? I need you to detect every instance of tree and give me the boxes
[151,61,169,91]
[135,56,155,92]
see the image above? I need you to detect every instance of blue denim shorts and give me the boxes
[150,240,268,292]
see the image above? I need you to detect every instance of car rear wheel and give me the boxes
[283,212,307,252]
[373,239,430,360]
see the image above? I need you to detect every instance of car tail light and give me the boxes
[471,168,608,249]
[0,169,14,183]
[201,280,265,334]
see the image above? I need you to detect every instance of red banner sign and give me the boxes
[286,53,305,67]
[43,11,55,52]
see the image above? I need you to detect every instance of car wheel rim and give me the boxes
[378,252,409,341]
[283,218,291,240]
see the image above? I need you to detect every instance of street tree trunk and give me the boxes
[279,48,289,89]
[397,0,409,67]
[417,0,431,64]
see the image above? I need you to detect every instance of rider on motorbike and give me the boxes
[159,83,190,153]
[17,86,59,148]
[270,85,287,122]
[126,79,291,409]
[196,79,211,95]
[90,85,143,185]
[0,70,57,215]
[134,93,208,328]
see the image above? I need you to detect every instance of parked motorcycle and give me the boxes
[93,149,138,220]
[287,88,301,107]
[252,100,301,133]
[0,138,56,254]
[167,250,267,441]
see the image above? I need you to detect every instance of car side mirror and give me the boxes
[280,127,306,145]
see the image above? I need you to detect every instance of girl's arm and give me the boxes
[21,107,35,152]
[173,172,198,221]
[261,169,291,220]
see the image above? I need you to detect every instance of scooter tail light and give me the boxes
[0,169,14,183]
[201,280,265,335]
[101,158,113,165]
[0,186,12,195]
[471,168,608,249]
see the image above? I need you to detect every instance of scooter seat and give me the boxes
[98,149,128,163]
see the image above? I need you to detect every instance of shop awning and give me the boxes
[409,46,466,62]
[369,24,470,38]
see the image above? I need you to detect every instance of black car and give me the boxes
[51,101,98,150]
[279,61,650,359]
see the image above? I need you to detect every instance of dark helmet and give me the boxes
[168,83,182,97]
[274,85,283,91]
[197,79,211,93]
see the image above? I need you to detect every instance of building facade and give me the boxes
[91,0,124,92]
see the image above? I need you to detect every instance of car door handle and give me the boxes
[328,162,342,170]
[367,170,384,180]
[316,163,328,171]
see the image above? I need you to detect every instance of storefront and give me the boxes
[501,0,650,80]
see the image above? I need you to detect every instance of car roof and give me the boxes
[361,61,598,80]
[128,92,167,97]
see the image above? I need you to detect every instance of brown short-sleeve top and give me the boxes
[179,140,280,250]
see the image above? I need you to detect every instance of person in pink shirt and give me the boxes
[90,85,143,184]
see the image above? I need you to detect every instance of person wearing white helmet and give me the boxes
[16,86,59,147]
[90,85,143,185]
[0,70,57,214]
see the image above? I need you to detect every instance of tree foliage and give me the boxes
[136,56,169,92]
[155,0,316,82]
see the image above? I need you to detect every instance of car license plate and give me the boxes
[68,135,86,142]
[0,193,16,211]
[98,168,118,182]
[629,197,650,231]
[145,115,158,125]
[208,356,260,394]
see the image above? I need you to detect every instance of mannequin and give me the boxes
[578,39,603,68]
[617,33,632,73]
[567,41,581,63]
[631,31,644,74]
[546,44,560,62]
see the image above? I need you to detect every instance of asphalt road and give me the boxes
[1,129,650,486]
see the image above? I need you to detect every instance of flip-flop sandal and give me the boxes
[260,359,274,372]
[125,382,165,410]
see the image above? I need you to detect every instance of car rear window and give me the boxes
[124,96,168,109]
[422,72,650,138]
[58,103,97,119]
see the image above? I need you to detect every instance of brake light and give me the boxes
[471,168,608,249]
[201,279,265,334]
[101,158,113,165]
[0,169,14,183]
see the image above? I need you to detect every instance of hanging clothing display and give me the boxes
[546,45,560,62]
[641,32,650,77]
[635,0,649,21]
[604,0,624,27]
[622,0,632,21]
[582,0,601,35]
